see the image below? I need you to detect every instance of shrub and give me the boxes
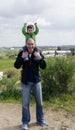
[0,68,21,100]
[41,57,75,100]
[4,68,20,78]
[0,78,21,99]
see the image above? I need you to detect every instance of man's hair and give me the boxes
[27,25,34,30]
[26,38,35,44]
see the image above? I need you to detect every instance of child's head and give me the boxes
[27,25,34,35]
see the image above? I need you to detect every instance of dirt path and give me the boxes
[0,103,75,130]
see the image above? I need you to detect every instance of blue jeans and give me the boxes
[22,82,44,124]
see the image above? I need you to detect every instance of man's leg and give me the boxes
[32,82,44,122]
[32,82,48,126]
[22,83,31,125]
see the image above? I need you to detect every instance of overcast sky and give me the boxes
[0,0,75,47]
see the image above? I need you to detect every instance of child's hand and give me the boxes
[34,23,37,26]
[24,23,27,26]
[22,52,28,59]
[34,51,42,59]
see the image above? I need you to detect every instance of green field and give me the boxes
[0,59,15,71]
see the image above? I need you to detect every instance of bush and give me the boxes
[4,68,20,78]
[41,57,75,100]
[0,78,21,100]
[0,68,21,100]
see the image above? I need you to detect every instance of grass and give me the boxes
[0,94,75,115]
[0,59,15,71]
[0,98,21,104]
[44,94,75,115]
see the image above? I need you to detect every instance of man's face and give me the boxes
[26,39,36,53]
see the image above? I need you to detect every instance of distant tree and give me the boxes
[57,46,61,50]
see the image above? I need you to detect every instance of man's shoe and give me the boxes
[37,121,48,127]
[22,124,28,130]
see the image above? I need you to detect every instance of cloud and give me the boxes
[0,0,49,18]
[0,0,75,47]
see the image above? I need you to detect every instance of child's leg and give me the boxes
[34,47,41,60]
[23,46,27,52]
[34,47,39,52]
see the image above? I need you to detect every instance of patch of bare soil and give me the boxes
[0,103,75,130]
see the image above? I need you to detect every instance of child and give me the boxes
[22,23,39,43]
[22,23,40,61]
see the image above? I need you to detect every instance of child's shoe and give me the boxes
[24,56,29,61]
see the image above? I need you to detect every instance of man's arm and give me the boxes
[39,59,46,69]
[14,51,23,69]
[38,50,46,69]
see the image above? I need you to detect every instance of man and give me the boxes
[14,38,48,130]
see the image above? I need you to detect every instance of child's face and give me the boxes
[27,28,34,35]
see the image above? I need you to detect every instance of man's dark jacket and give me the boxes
[14,48,46,85]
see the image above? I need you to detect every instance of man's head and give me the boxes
[26,38,36,53]
[27,25,34,35]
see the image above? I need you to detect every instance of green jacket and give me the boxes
[22,25,39,42]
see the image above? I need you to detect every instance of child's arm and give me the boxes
[22,23,27,36]
[34,23,39,35]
